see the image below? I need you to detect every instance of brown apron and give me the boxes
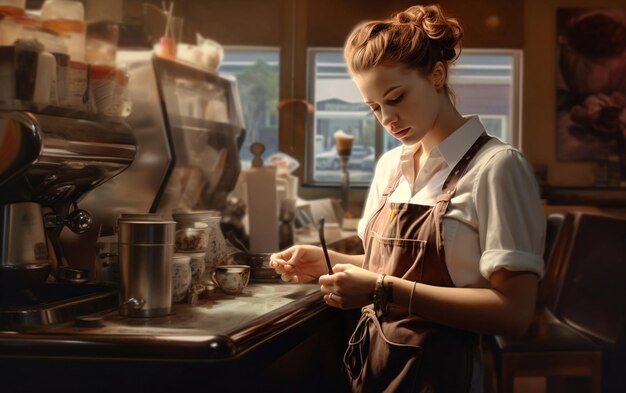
[344,134,491,393]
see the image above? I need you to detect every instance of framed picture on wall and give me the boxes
[555,8,626,177]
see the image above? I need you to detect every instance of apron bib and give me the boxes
[344,134,491,392]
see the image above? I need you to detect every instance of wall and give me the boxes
[306,0,524,48]
[292,0,526,206]
[118,0,625,192]
[522,0,625,187]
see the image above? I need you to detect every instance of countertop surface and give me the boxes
[42,283,319,336]
[0,282,326,361]
[0,232,362,364]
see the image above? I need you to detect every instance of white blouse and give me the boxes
[358,116,545,288]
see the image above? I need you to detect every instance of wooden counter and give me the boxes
[0,283,355,392]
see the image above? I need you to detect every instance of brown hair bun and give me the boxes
[345,4,462,75]
[395,5,463,61]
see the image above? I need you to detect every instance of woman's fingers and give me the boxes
[318,272,338,288]
[324,291,337,303]
[269,254,287,266]
[269,258,294,272]
[281,272,299,283]
[331,263,349,273]
[287,246,305,265]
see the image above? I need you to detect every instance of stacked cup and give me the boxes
[172,212,211,303]
[171,254,191,303]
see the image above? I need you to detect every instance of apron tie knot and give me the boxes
[343,306,376,380]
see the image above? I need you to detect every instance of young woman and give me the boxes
[270,4,545,392]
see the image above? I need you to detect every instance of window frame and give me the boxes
[449,48,523,148]
[304,47,523,187]
[305,47,384,187]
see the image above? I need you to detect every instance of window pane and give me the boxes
[308,49,519,186]
[219,49,280,166]
[310,51,377,184]
[450,52,516,143]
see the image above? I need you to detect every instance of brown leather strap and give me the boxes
[363,169,403,239]
[434,133,492,251]
[441,133,492,195]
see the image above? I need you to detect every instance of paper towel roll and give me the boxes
[245,165,278,253]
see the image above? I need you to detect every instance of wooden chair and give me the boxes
[491,212,626,393]
[550,212,626,392]
[539,212,573,311]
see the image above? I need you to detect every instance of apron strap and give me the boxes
[364,133,492,254]
[441,133,492,194]
[435,133,492,252]
[363,168,403,241]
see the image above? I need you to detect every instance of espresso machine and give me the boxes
[0,51,244,330]
[0,105,136,326]
[76,53,246,235]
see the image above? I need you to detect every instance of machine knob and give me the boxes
[65,209,93,234]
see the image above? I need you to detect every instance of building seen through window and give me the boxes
[219,49,519,185]
[219,49,280,167]
[309,49,520,185]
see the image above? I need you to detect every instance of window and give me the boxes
[219,48,280,167]
[307,48,521,186]
[307,51,378,184]
[449,51,521,145]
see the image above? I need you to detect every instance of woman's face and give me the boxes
[352,65,441,145]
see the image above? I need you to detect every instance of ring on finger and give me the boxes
[329,292,334,301]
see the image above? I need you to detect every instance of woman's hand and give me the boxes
[269,245,328,283]
[318,264,378,309]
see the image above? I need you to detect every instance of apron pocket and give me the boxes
[346,308,424,392]
[364,322,423,392]
[368,232,426,276]
[346,309,475,393]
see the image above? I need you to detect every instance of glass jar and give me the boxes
[41,0,86,62]
[14,38,42,101]
[86,21,119,67]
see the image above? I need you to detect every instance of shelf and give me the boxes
[0,100,128,124]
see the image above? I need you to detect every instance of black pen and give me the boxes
[318,217,333,275]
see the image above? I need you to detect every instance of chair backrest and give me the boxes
[539,212,575,310]
[552,212,626,348]
[544,213,567,265]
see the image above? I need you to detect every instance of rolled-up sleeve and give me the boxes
[473,149,546,280]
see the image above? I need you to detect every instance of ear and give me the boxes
[430,62,447,90]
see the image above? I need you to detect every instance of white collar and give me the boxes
[437,115,486,169]
[399,115,485,169]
